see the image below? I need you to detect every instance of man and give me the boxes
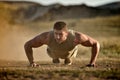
[24,21,100,67]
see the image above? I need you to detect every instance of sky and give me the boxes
[13,0,120,6]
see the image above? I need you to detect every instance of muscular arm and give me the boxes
[75,32,100,66]
[24,32,49,65]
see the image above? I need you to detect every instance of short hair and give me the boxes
[53,21,67,30]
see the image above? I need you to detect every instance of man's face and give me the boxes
[54,29,68,44]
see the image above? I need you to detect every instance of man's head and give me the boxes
[53,21,68,44]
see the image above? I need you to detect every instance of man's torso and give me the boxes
[47,30,78,58]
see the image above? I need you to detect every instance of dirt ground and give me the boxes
[0,59,120,80]
[0,11,120,80]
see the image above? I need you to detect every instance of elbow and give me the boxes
[24,41,32,50]
[97,41,100,49]
[94,41,100,49]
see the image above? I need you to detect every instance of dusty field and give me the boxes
[0,9,120,80]
[0,58,120,80]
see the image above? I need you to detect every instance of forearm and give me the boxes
[24,42,34,64]
[90,42,100,65]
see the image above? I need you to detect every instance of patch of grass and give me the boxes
[0,68,120,80]
[92,69,120,79]
[0,59,119,80]
[100,40,120,58]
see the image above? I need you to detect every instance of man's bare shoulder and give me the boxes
[74,31,98,44]
[74,31,88,39]
[74,31,90,44]
[37,31,51,40]
[74,31,86,36]
[40,31,50,37]
[30,31,51,44]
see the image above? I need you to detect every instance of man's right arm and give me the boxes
[24,32,49,67]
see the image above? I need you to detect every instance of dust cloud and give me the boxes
[0,24,50,61]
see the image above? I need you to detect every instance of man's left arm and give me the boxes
[75,32,100,66]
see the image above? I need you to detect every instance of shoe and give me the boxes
[52,58,60,64]
[64,58,72,65]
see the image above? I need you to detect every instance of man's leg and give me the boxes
[64,46,78,65]
[64,58,72,65]
[52,58,60,64]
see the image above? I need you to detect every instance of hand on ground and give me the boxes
[30,63,40,67]
[86,64,95,67]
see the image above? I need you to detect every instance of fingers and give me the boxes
[86,64,95,67]
[30,63,40,67]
